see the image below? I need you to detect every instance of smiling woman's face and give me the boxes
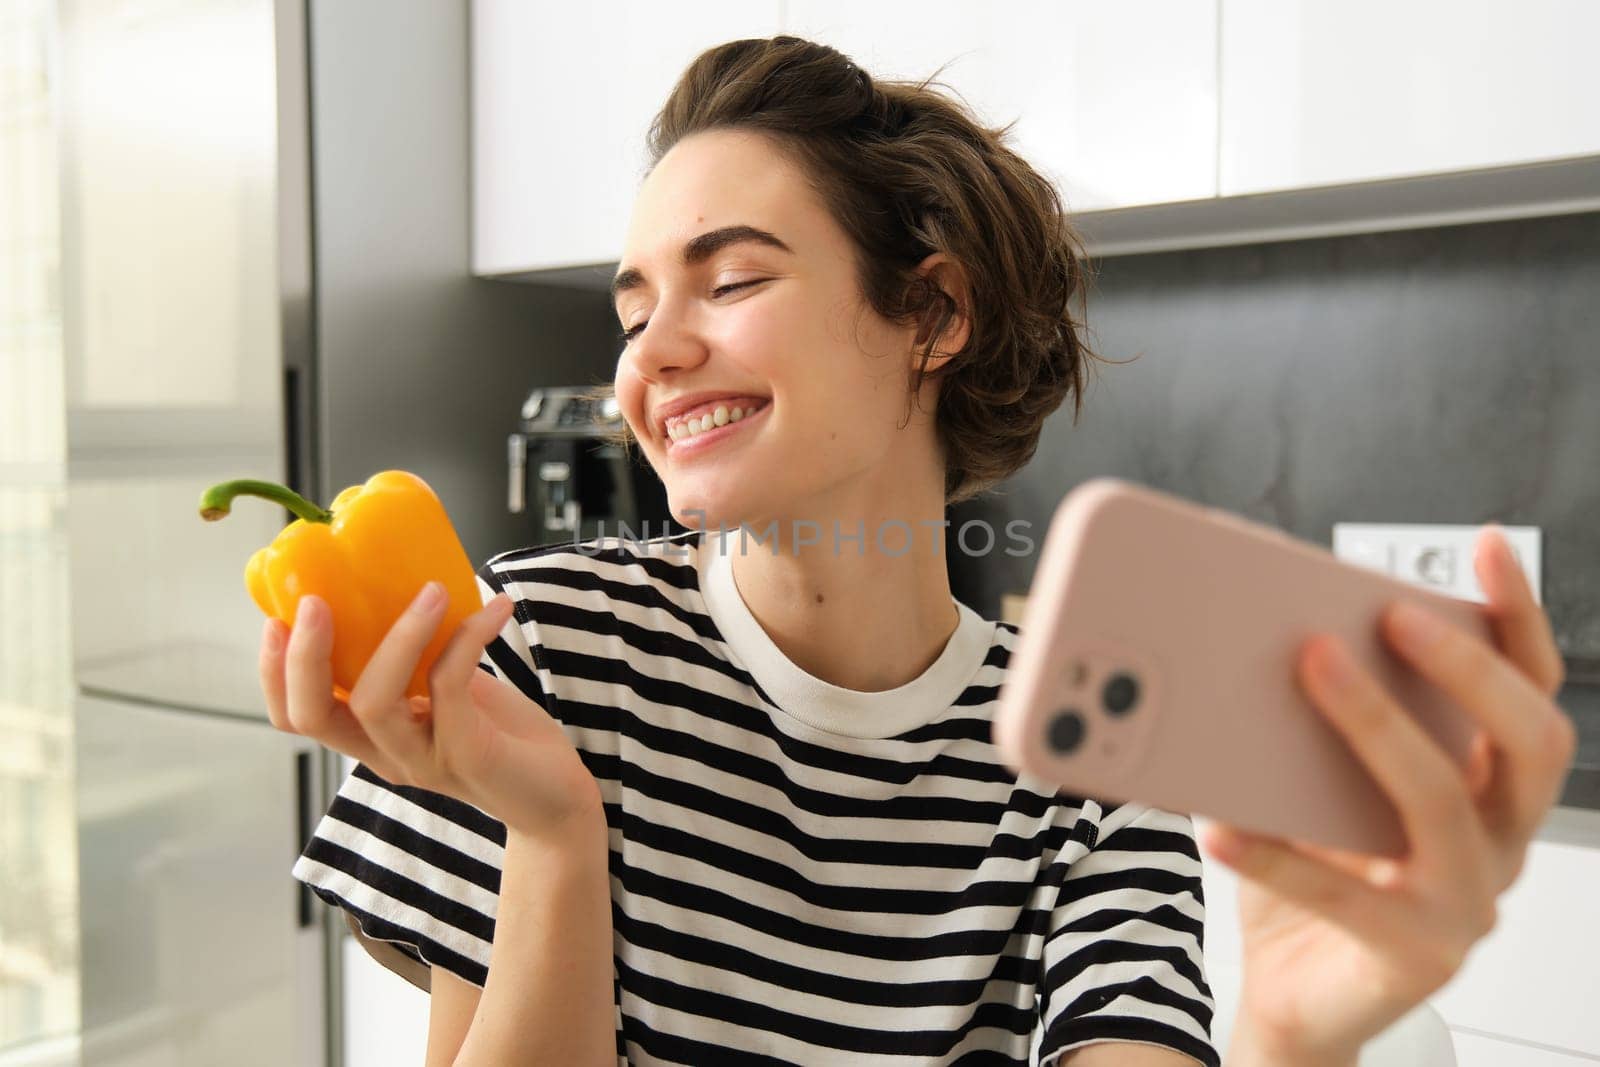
[612,129,943,534]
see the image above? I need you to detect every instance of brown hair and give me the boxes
[591,34,1107,505]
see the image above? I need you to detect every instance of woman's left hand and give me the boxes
[1204,525,1577,1066]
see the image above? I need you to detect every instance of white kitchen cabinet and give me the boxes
[471,0,782,277]
[475,1,1600,273]
[337,750,433,1065]
[1220,0,1600,196]
[472,1,1216,278]
[342,935,430,1067]
[1430,829,1600,1057]
[1451,1032,1598,1067]
[783,0,1218,213]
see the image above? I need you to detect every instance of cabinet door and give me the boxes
[1430,835,1600,1056]
[342,936,430,1067]
[1221,0,1600,196]
[57,0,289,695]
[472,0,783,276]
[784,0,1218,212]
[74,694,326,1066]
[1204,813,1600,1060]
[1452,1031,1598,1067]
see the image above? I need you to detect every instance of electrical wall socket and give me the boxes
[1332,522,1541,605]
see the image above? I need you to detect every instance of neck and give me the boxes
[717,487,959,693]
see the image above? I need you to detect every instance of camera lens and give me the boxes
[1102,672,1140,716]
[1046,709,1085,754]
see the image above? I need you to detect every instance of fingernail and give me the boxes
[1391,600,1443,649]
[412,581,445,614]
[1486,524,1513,562]
[295,596,323,628]
[482,593,513,623]
[263,617,284,653]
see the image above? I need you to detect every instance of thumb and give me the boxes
[468,667,558,743]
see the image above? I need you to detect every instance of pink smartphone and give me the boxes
[993,477,1494,858]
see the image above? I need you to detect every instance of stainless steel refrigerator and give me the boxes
[57,1,612,1063]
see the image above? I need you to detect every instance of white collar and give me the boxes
[695,529,995,739]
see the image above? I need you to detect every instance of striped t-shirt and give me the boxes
[292,528,1219,1066]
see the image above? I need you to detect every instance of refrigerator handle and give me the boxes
[284,365,306,527]
[296,749,314,928]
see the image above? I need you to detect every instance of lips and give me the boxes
[664,398,770,453]
[655,394,769,440]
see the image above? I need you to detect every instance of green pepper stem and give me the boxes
[199,479,334,524]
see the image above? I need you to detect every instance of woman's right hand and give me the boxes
[259,582,604,844]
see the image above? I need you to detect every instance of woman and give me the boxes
[269,36,1575,1066]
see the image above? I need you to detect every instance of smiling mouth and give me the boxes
[664,399,770,452]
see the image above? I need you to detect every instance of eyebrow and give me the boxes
[611,225,794,309]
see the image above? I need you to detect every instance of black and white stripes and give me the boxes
[292,529,1218,1066]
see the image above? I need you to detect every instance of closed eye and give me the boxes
[617,279,766,345]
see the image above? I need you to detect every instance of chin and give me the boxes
[666,482,764,535]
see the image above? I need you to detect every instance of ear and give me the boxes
[909,252,972,373]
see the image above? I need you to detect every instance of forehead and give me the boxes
[617,129,816,273]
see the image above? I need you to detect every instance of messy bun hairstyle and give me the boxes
[597,34,1105,505]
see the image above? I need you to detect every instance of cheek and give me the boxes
[613,368,649,439]
[784,385,896,461]
[768,335,904,441]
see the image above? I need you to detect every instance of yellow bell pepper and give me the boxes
[198,470,482,703]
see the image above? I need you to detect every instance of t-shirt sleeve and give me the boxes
[288,559,551,990]
[1036,802,1220,1067]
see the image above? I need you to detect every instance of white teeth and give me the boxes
[666,400,764,442]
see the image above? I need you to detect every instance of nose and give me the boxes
[620,299,710,384]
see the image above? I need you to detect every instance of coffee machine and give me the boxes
[507,386,677,547]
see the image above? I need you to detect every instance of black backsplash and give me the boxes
[948,210,1600,808]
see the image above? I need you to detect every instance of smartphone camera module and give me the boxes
[1102,672,1140,717]
[1046,709,1085,755]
